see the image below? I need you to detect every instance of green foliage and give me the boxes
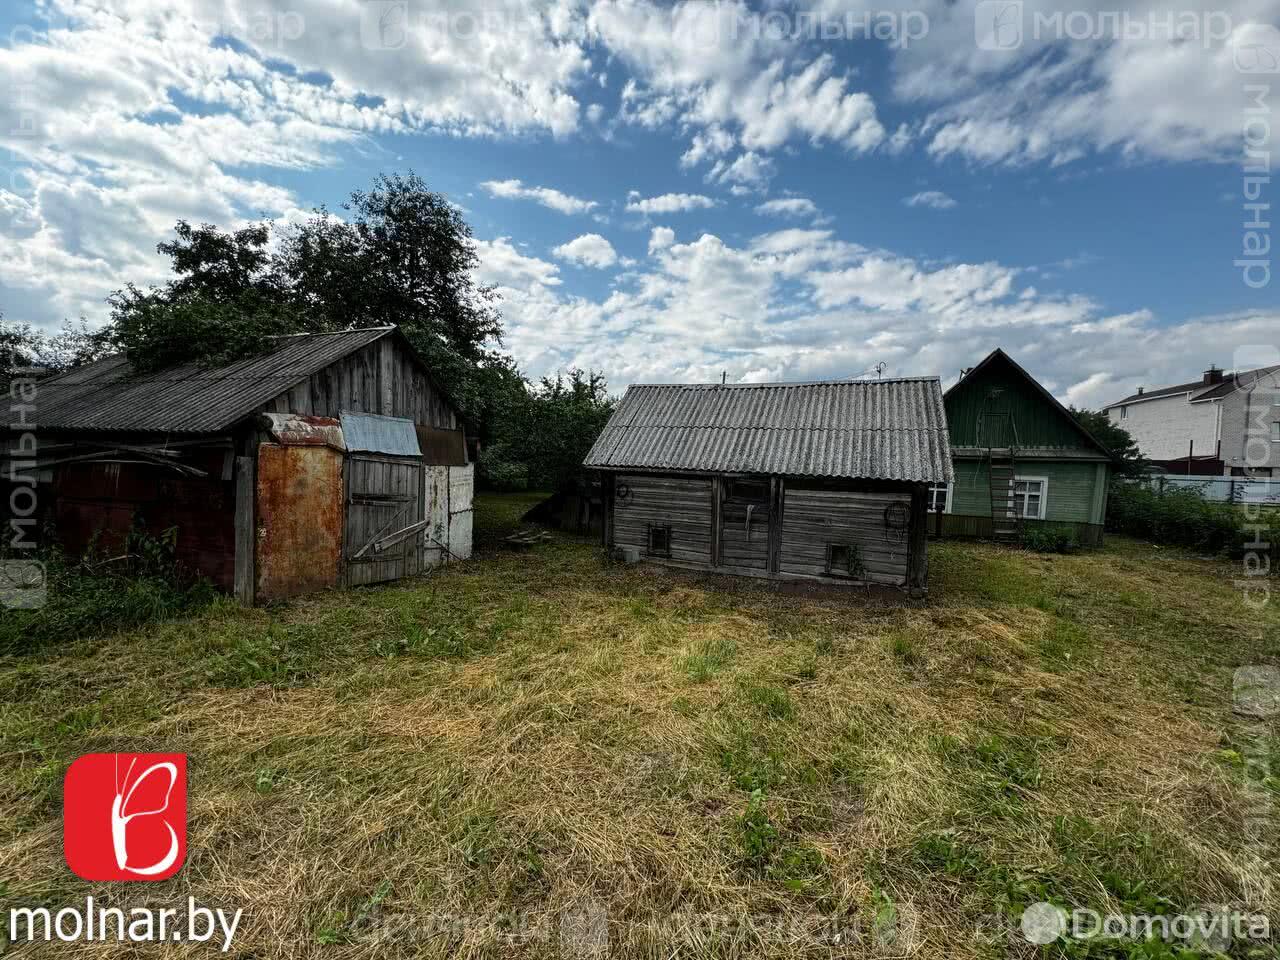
[737,789,781,870]
[478,369,616,492]
[1020,524,1082,553]
[0,314,112,393]
[1070,406,1145,477]
[0,530,216,655]
[1106,481,1273,555]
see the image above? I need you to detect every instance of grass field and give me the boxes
[1,492,1278,957]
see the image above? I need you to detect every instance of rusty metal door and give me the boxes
[343,453,424,586]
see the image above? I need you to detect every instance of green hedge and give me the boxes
[1107,481,1278,556]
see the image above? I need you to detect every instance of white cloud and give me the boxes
[707,151,775,193]
[474,237,561,290]
[903,190,957,209]
[755,197,822,219]
[480,179,598,215]
[553,233,618,268]
[625,192,717,214]
[648,226,676,252]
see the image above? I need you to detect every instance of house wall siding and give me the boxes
[1106,393,1219,462]
[1218,370,1280,473]
[950,459,1104,525]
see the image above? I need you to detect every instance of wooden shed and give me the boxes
[583,378,953,596]
[3,327,472,603]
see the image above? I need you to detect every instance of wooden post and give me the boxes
[233,455,255,606]
[768,476,783,574]
[907,485,928,598]
[710,476,722,566]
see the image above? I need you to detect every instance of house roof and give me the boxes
[583,378,954,483]
[21,327,429,435]
[945,348,1116,461]
[1105,364,1280,407]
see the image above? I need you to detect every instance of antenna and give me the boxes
[721,371,727,385]
[875,362,886,379]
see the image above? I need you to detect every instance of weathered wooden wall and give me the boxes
[255,337,459,430]
[50,449,236,590]
[779,487,911,586]
[613,474,713,565]
[720,491,770,571]
[344,453,424,586]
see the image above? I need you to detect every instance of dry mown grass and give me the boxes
[1,493,1277,958]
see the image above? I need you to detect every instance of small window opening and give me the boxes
[647,524,672,558]
[825,543,864,579]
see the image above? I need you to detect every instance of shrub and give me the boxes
[1019,525,1081,554]
[0,528,216,655]
[1106,481,1251,554]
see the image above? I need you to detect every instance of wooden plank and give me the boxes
[710,476,722,567]
[907,485,928,597]
[234,455,255,605]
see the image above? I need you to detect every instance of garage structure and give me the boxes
[584,378,953,595]
[5,326,472,603]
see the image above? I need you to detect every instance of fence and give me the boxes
[1142,474,1280,504]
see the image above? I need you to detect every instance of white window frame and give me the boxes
[1011,475,1049,520]
[1271,421,1280,441]
[927,483,952,514]
[1120,405,1128,420]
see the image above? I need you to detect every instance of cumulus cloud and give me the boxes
[625,192,717,214]
[486,222,1280,411]
[479,179,599,215]
[903,190,957,209]
[553,233,618,268]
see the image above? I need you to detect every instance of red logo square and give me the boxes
[64,753,187,881]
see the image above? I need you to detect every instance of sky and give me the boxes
[0,0,1278,408]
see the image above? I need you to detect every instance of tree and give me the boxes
[480,369,616,491]
[1070,406,1145,477]
[276,172,503,394]
[1,314,111,393]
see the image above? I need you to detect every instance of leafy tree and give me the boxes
[1070,406,1145,477]
[1,314,111,393]
[480,370,616,491]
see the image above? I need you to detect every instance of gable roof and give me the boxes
[23,327,441,435]
[1106,364,1280,407]
[583,378,953,483]
[945,348,1116,460]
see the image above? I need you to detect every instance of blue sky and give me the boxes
[0,0,1277,407]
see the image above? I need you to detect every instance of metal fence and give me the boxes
[1142,474,1280,504]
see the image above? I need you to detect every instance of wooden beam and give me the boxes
[233,455,255,606]
[710,475,722,566]
[907,485,928,598]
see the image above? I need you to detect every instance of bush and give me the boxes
[0,528,217,655]
[1106,480,1277,556]
[1019,525,1081,554]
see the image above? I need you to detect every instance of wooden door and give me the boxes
[718,477,771,572]
[344,454,424,586]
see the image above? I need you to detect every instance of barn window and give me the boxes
[647,523,672,558]
[726,478,768,504]
[825,543,864,578]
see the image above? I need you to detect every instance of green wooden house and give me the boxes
[934,349,1115,546]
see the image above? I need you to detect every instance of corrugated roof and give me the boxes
[340,411,421,457]
[23,328,395,434]
[1106,364,1280,407]
[584,378,953,483]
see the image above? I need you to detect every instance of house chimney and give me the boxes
[1137,386,1144,396]
[1203,365,1223,385]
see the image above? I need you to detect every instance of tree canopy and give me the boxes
[1070,406,1145,477]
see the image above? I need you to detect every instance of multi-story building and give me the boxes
[1103,365,1280,476]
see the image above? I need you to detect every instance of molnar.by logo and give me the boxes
[64,754,187,882]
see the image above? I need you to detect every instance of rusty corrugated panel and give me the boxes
[23,327,394,435]
[255,443,343,601]
[260,413,345,450]
[583,378,954,484]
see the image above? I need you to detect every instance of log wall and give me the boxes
[779,487,911,586]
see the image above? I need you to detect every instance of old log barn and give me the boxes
[6,327,472,603]
[583,378,953,595]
